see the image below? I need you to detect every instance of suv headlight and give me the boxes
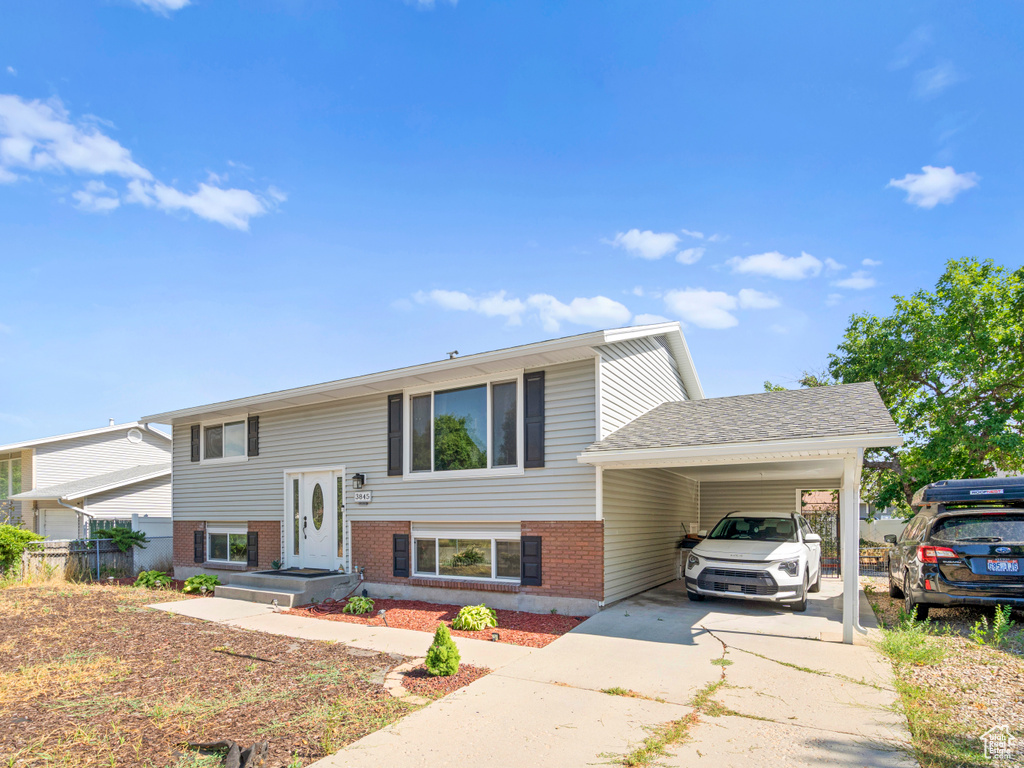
[779,559,800,577]
[687,554,701,570]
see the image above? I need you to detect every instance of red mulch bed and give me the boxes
[401,663,490,698]
[285,598,586,648]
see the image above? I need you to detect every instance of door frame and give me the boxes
[282,465,348,572]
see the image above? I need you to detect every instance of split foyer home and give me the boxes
[1,421,172,539]
[144,322,901,642]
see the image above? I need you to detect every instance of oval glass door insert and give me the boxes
[311,483,324,530]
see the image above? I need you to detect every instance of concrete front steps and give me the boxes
[214,570,357,608]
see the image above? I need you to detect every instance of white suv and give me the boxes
[684,512,822,612]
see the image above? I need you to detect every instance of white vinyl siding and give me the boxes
[698,479,825,533]
[597,336,688,438]
[171,359,598,524]
[34,430,170,487]
[602,468,699,604]
[84,475,171,520]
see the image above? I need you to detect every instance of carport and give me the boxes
[579,382,903,644]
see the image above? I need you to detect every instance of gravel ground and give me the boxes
[287,598,586,648]
[863,576,1024,762]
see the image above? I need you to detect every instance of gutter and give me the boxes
[56,497,96,537]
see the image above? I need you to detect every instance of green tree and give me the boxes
[824,258,1024,511]
[433,413,486,471]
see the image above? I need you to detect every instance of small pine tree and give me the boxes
[425,623,461,676]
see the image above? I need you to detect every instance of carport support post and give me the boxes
[841,450,864,644]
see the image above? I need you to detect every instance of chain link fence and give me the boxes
[20,536,174,581]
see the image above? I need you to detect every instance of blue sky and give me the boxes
[1,1,1022,441]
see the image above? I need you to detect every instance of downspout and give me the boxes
[56,498,99,579]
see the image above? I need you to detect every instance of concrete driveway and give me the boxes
[311,579,913,768]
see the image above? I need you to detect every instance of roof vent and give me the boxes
[447,350,459,360]
[109,418,115,426]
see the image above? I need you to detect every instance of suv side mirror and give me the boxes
[884,534,897,544]
[804,533,821,544]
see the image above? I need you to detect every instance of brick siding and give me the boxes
[173,519,281,571]
[351,520,410,584]
[520,521,604,601]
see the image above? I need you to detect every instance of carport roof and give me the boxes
[583,382,900,456]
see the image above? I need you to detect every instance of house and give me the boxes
[1,421,172,539]
[143,322,901,642]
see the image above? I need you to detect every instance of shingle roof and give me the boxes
[12,463,171,501]
[584,382,898,454]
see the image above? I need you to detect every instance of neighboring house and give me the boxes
[144,322,900,627]
[2,422,172,539]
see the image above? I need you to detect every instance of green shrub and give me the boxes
[91,526,148,553]
[446,547,486,567]
[135,570,171,589]
[342,596,374,614]
[992,605,1016,648]
[425,623,461,677]
[452,604,498,631]
[182,574,221,594]
[0,525,43,577]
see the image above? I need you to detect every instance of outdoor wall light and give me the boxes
[352,473,366,489]
[491,632,499,642]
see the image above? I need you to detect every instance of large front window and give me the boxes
[408,378,519,475]
[204,421,246,460]
[208,526,248,563]
[414,533,521,581]
[0,458,22,500]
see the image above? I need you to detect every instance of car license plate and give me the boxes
[727,584,743,592]
[987,559,1019,573]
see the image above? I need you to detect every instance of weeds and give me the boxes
[878,610,945,667]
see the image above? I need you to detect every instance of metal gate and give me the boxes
[801,490,841,578]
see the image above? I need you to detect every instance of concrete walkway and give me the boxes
[151,581,915,768]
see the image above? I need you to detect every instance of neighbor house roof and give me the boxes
[580,382,901,462]
[142,322,704,424]
[0,422,171,455]
[11,463,171,502]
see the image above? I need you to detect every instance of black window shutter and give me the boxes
[393,533,410,577]
[193,530,205,563]
[247,415,260,457]
[247,531,259,568]
[521,536,542,586]
[523,371,545,468]
[190,425,201,462]
[387,394,403,477]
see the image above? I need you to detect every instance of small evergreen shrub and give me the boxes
[343,596,375,614]
[135,570,171,589]
[92,527,148,553]
[425,623,461,677]
[452,604,498,631]
[0,525,43,576]
[182,573,221,594]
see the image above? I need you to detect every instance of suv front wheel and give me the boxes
[904,571,929,620]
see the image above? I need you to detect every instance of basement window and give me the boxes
[208,525,248,564]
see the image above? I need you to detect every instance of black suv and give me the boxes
[886,477,1024,619]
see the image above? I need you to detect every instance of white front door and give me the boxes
[298,470,336,569]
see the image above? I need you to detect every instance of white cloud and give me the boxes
[633,313,671,326]
[862,258,882,267]
[528,294,631,332]
[833,270,876,290]
[5,67,14,76]
[630,286,644,297]
[825,293,843,307]
[0,93,282,229]
[887,165,979,208]
[414,289,626,331]
[676,247,704,265]
[680,228,704,239]
[130,0,191,14]
[890,26,932,70]
[737,288,781,309]
[824,257,845,271]
[727,251,823,280]
[915,61,963,99]
[706,233,725,243]
[608,229,679,260]
[664,289,739,330]
[0,94,151,179]
[72,180,120,213]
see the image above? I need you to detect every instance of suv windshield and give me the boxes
[708,516,798,543]
[931,513,1024,544]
